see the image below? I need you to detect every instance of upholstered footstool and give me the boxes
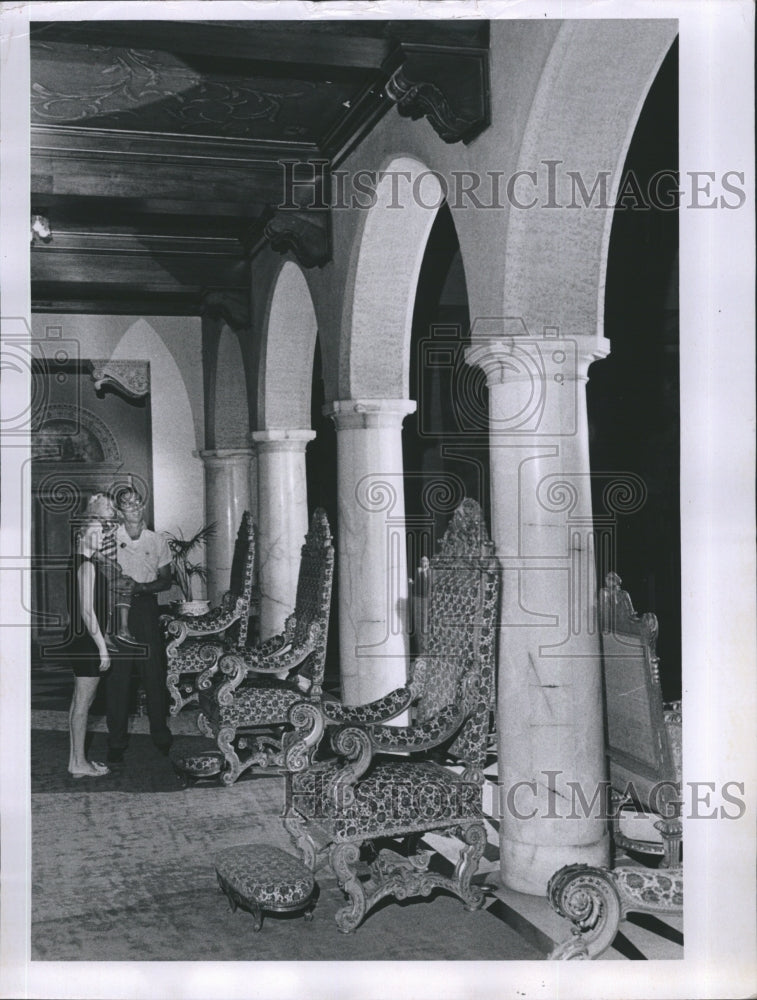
[215,844,318,932]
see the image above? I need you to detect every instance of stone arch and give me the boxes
[258,260,319,431]
[339,155,446,400]
[111,318,204,538]
[213,326,249,448]
[254,260,320,638]
[500,19,678,338]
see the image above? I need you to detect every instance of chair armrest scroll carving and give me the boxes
[195,641,226,690]
[164,618,191,657]
[283,701,326,773]
[328,725,374,807]
[216,652,248,705]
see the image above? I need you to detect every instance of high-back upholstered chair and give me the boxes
[548,572,683,959]
[163,511,256,715]
[197,508,334,785]
[284,499,500,933]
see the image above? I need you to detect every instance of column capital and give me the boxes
[324,398,417,430]
[198,448,254,467]
[466,334,610,386]
[251,429,316,453]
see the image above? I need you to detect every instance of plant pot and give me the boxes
[176,600,210,617]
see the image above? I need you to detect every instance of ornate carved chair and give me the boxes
[196,508,334,785]
[162,511,256,715]
[283,499,500,933]
[548,572,683,959]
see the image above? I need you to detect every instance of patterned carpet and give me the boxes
[29,658,538,961]
[30,730,540,961]
[30,660,682,962]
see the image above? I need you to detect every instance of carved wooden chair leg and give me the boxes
[284,811,319,872]
[453,822,488,910]
[197,711,213,739]
[196,660,220,693]
[249,901,264,932]
[166,669,183,717]
[304,882,320,921]
[330,842,367,934]
[218,725,243,786]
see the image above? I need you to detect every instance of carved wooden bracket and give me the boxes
[263,209,331,269]
[201,289,251,331]
[384,45,490,145]
[90,360,149,399]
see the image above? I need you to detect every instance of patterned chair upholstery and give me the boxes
[284,499,500,933]
[548,572,683,959]
[163,511,256,715]
[197,508,334,785]
[215,843,319,932]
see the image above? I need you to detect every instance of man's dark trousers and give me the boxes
[106,593,172,754]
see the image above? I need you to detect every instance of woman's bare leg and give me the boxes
[68,675,101,774]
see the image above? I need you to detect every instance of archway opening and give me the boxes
[589,38,680,699]
[403,203,489,649]
[213,326,249,449]
[306,338,340,694]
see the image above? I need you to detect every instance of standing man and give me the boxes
[106,487,173,763]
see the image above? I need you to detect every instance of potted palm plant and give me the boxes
[166,522,216,615]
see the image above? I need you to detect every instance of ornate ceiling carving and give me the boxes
[31,41,323,140]
[30,21,490,311]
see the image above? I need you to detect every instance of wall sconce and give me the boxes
[30,213,52,245]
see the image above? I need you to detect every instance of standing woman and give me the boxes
[67,511,112,778]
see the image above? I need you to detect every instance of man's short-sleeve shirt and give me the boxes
[116,525,171,584]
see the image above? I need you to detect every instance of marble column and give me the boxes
[466,329,611,895]
[246,436,259,538]
[251,429,315,640]
[325,399,416,707]
[199,449,254,607]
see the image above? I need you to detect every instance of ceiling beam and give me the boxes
[31,286,206,316]
[32,126,326,214]
[33,150,284,211]
[34,230,245,257]
[31,244,248,292]
[30,21,395,71]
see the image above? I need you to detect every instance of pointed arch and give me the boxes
[111,319,204,538]
[259,261,319,431]
[339,155,445,400]
[214,326,249,448]
[501,20,678,337]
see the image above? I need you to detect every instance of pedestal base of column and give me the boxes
[500,831,611,896]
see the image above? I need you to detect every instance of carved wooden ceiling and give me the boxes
[30,19,490,315]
